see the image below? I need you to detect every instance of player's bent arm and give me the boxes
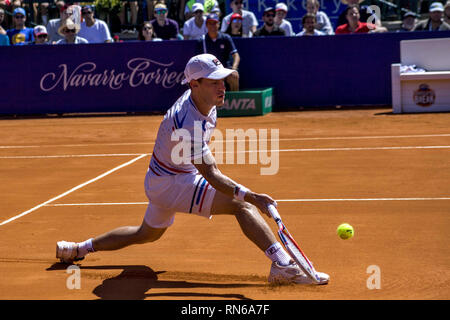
[194,153,275,215]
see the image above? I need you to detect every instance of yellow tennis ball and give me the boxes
[337,223,354,240]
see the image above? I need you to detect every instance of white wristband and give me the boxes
[234,185,249,201]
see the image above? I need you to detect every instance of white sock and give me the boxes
[265,242,292,266]
[77,238,95,258]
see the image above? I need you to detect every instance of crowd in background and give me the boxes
[1,0,449,45]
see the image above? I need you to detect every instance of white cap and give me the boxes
[34,25,48,36]
[275,3,288,12]
[181,54,235,85]
[192,3,204,12]
[429,2,444,12]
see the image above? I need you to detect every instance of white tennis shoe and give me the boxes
[268,261,329,285]
[56,241,83,264]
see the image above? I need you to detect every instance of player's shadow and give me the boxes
[47,263,262,300]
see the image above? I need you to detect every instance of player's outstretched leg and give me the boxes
[56,219,166,264]
[210,191,329,285]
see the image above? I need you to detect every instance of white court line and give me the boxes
[1,133,449,149]
[1,145,450,159]
[277,197,450,202]
[44,197,450,207]
[0,154,149,226]
[0,153,148,159]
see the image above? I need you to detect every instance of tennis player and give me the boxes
[56,54,329,285]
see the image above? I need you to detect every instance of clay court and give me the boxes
[0,109,449,300]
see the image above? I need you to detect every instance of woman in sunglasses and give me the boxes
[55,18,88,44]
[137,21,162,41]
[224,13,244,37]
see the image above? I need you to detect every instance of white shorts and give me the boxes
[143,170,216,228]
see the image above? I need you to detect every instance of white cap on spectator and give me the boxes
[192,3,204,12]
[275,3,288,12]
[429,2,444,12]
[34,25,48,36]
[181,54,235,85]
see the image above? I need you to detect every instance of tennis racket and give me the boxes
[267,204,321,284]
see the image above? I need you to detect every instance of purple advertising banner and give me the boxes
[0,40,196,114]
[1,31,449,115]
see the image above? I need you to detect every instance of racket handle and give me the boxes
[268,204,282,222]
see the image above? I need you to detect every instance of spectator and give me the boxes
[47,3,73,43]
[196,13,240,91]
[210,6,221,18]
[7,8,34,45]
[396,11,417,32]
[138,20,162,40]
[254,7,286,37]
[113,34,123,42]
[182,2,207,40]
[55,17,88,44]
[445,1,450,24]
[414,2,450,31]
[78,5,112,43]
[150,3,179,40]
[337,0,381,28]
[305,0,334,35]
[0,32,8,45]
[221,0,258,37]
[31,25,49,44]
[145,0,163,23]
[0,7,8,45]
[32,1,49,26]
[335,4,387,34]
[274,2,294,36]
[0,8,6,35]
[119,0,139,33]
[184,0,219,21]
[297,13,325,36]
[224,12,243,37]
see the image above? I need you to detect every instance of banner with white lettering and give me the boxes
[0,41,195,114]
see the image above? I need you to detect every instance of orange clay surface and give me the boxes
[0,109,449,300]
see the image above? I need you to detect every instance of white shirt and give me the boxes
[221,10,258,37]
[315,11,334,35]
[149,89,217,177]
[277,19,294,36]
[47,19,64,43]
[297,29,325,36]
[55,36,89,44]
[78,19,112,43]
[183,16,207,40]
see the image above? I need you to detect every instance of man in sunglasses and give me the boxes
[6,8,34,45]
[150,3,180,40]
[254,7,286,37]
[220,0,258,37]
[78,5,112,43]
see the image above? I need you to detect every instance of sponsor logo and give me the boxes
[40,58,184,92]
[413,84,435,107]
[219,98,256,111]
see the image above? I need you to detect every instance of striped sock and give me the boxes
[265,242,292,266]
